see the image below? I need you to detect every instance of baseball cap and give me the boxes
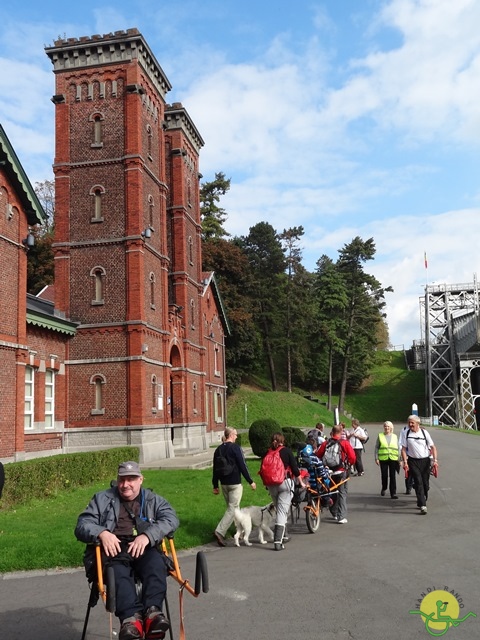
[117,461,142,477]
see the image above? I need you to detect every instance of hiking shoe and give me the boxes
[420,506,428,515]
[381,490,386,496]
[119,613,143,640]
[213,531,226,547]
[405,489,411,495]
[338,518,348,524]
[144,606,170,639]
[391,495,398,499]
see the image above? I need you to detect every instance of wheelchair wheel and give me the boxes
[105,565,116,613]
[194,551,209,595]
[305,495,321,533]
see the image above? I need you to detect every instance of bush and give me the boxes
[0,447,139,510]
[249,418,282,458]
[281,426,307,451]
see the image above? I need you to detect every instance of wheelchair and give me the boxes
[291,445,349,533]
[81,536,209,640]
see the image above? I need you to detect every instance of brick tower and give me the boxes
[45,29,227,460]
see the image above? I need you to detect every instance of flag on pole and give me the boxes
[424,251,428,269]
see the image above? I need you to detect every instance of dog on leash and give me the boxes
[233,503,276,547]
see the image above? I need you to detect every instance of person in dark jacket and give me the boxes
[212,427,256,547]
[75,461,179,640]
[263,432,306,551]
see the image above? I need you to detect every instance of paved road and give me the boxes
[1,424,479,640]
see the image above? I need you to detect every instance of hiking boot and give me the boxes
[391,495,398,499]
[420,506,428,515]
[119,613,143,640]
[338,518,348,524]
[381,490,386,496]
[273,525,285,551]
[405,489,411,495]
[144,606,170,639]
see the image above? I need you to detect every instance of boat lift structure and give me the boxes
[416,275,480,429]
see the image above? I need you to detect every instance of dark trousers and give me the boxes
[379,460,397,496]
[353,448,364,474]
[109,545,168,621]
[408,457,430,508]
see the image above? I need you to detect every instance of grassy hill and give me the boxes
[227,350,425,428]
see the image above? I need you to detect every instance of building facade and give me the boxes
[0,29,228,463]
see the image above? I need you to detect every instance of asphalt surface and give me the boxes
[1,424,479,640]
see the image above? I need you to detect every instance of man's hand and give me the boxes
[127,534,150,558]
[213,487,220,495]
[98,530,122,557]
[250,482,257,491]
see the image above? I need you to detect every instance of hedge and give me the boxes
[0,447,139,510]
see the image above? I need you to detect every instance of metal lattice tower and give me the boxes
[419,276,480,428]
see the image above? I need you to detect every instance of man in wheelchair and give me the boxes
[75,461,179,640]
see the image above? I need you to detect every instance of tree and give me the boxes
[202,238,261,393]
[27,180,55,294]
[335,237,393,413]
[240,222,286,391]
[279,226,305,392]
[311,255,348,409]
[200,172,231,241]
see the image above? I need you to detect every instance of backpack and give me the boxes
[259,446,287,485]
[363,428,369,445]
[214,444,236,478]
[322,439,344,470]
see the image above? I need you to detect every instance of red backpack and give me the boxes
[259,446,287,485]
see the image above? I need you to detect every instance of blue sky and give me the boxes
[1,0,480,347]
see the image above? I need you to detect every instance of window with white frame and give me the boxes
[91,374,106,415]
[214,391,223,423]
[24,366,34,430]
[214,345,220,377]
[45,369,55,429]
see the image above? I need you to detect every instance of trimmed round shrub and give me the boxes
[281,426,307,452]
[249,418,282,458]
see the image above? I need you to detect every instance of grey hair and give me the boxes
[384,421,394,430]
[407,415,420,423]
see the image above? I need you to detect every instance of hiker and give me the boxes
[212,427,256,547]
[260,432,306,551]
[347,418,367,476]
[75,461,179,640]
[375,421,400,499]
[399,415,438,515]
[316,425,356,524]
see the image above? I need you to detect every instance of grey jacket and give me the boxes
[75,486,179,548]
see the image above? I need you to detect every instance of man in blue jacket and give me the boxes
[75,461,179,640]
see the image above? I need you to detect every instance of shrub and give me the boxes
[0,447,139,510]
[281,426,307,451]
[249,418,281,458]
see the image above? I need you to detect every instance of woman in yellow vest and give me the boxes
[374,421,400,499]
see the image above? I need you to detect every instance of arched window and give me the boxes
[90,185,105,222]
[151,375,157,411]
[188,236,194,265]
[90,266,106,305]
[90,374,106,414]
[89,112,104,147]
[146,124,153,159]
[150,272,156,309]
[190,299,195,328]
[148,195,155,229]
[193,382,198,414]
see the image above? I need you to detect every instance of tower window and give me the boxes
[90,185,105,223]
[90,374,106,415]
[91,266,106,305]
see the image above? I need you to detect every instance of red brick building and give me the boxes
[0,29,229,463]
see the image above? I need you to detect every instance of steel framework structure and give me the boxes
[419,276,480,428]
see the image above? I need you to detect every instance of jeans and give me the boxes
[216,483,244,536]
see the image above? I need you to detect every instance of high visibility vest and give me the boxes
[378,433,399,461]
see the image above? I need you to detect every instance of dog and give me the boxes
[233,503,276,547]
